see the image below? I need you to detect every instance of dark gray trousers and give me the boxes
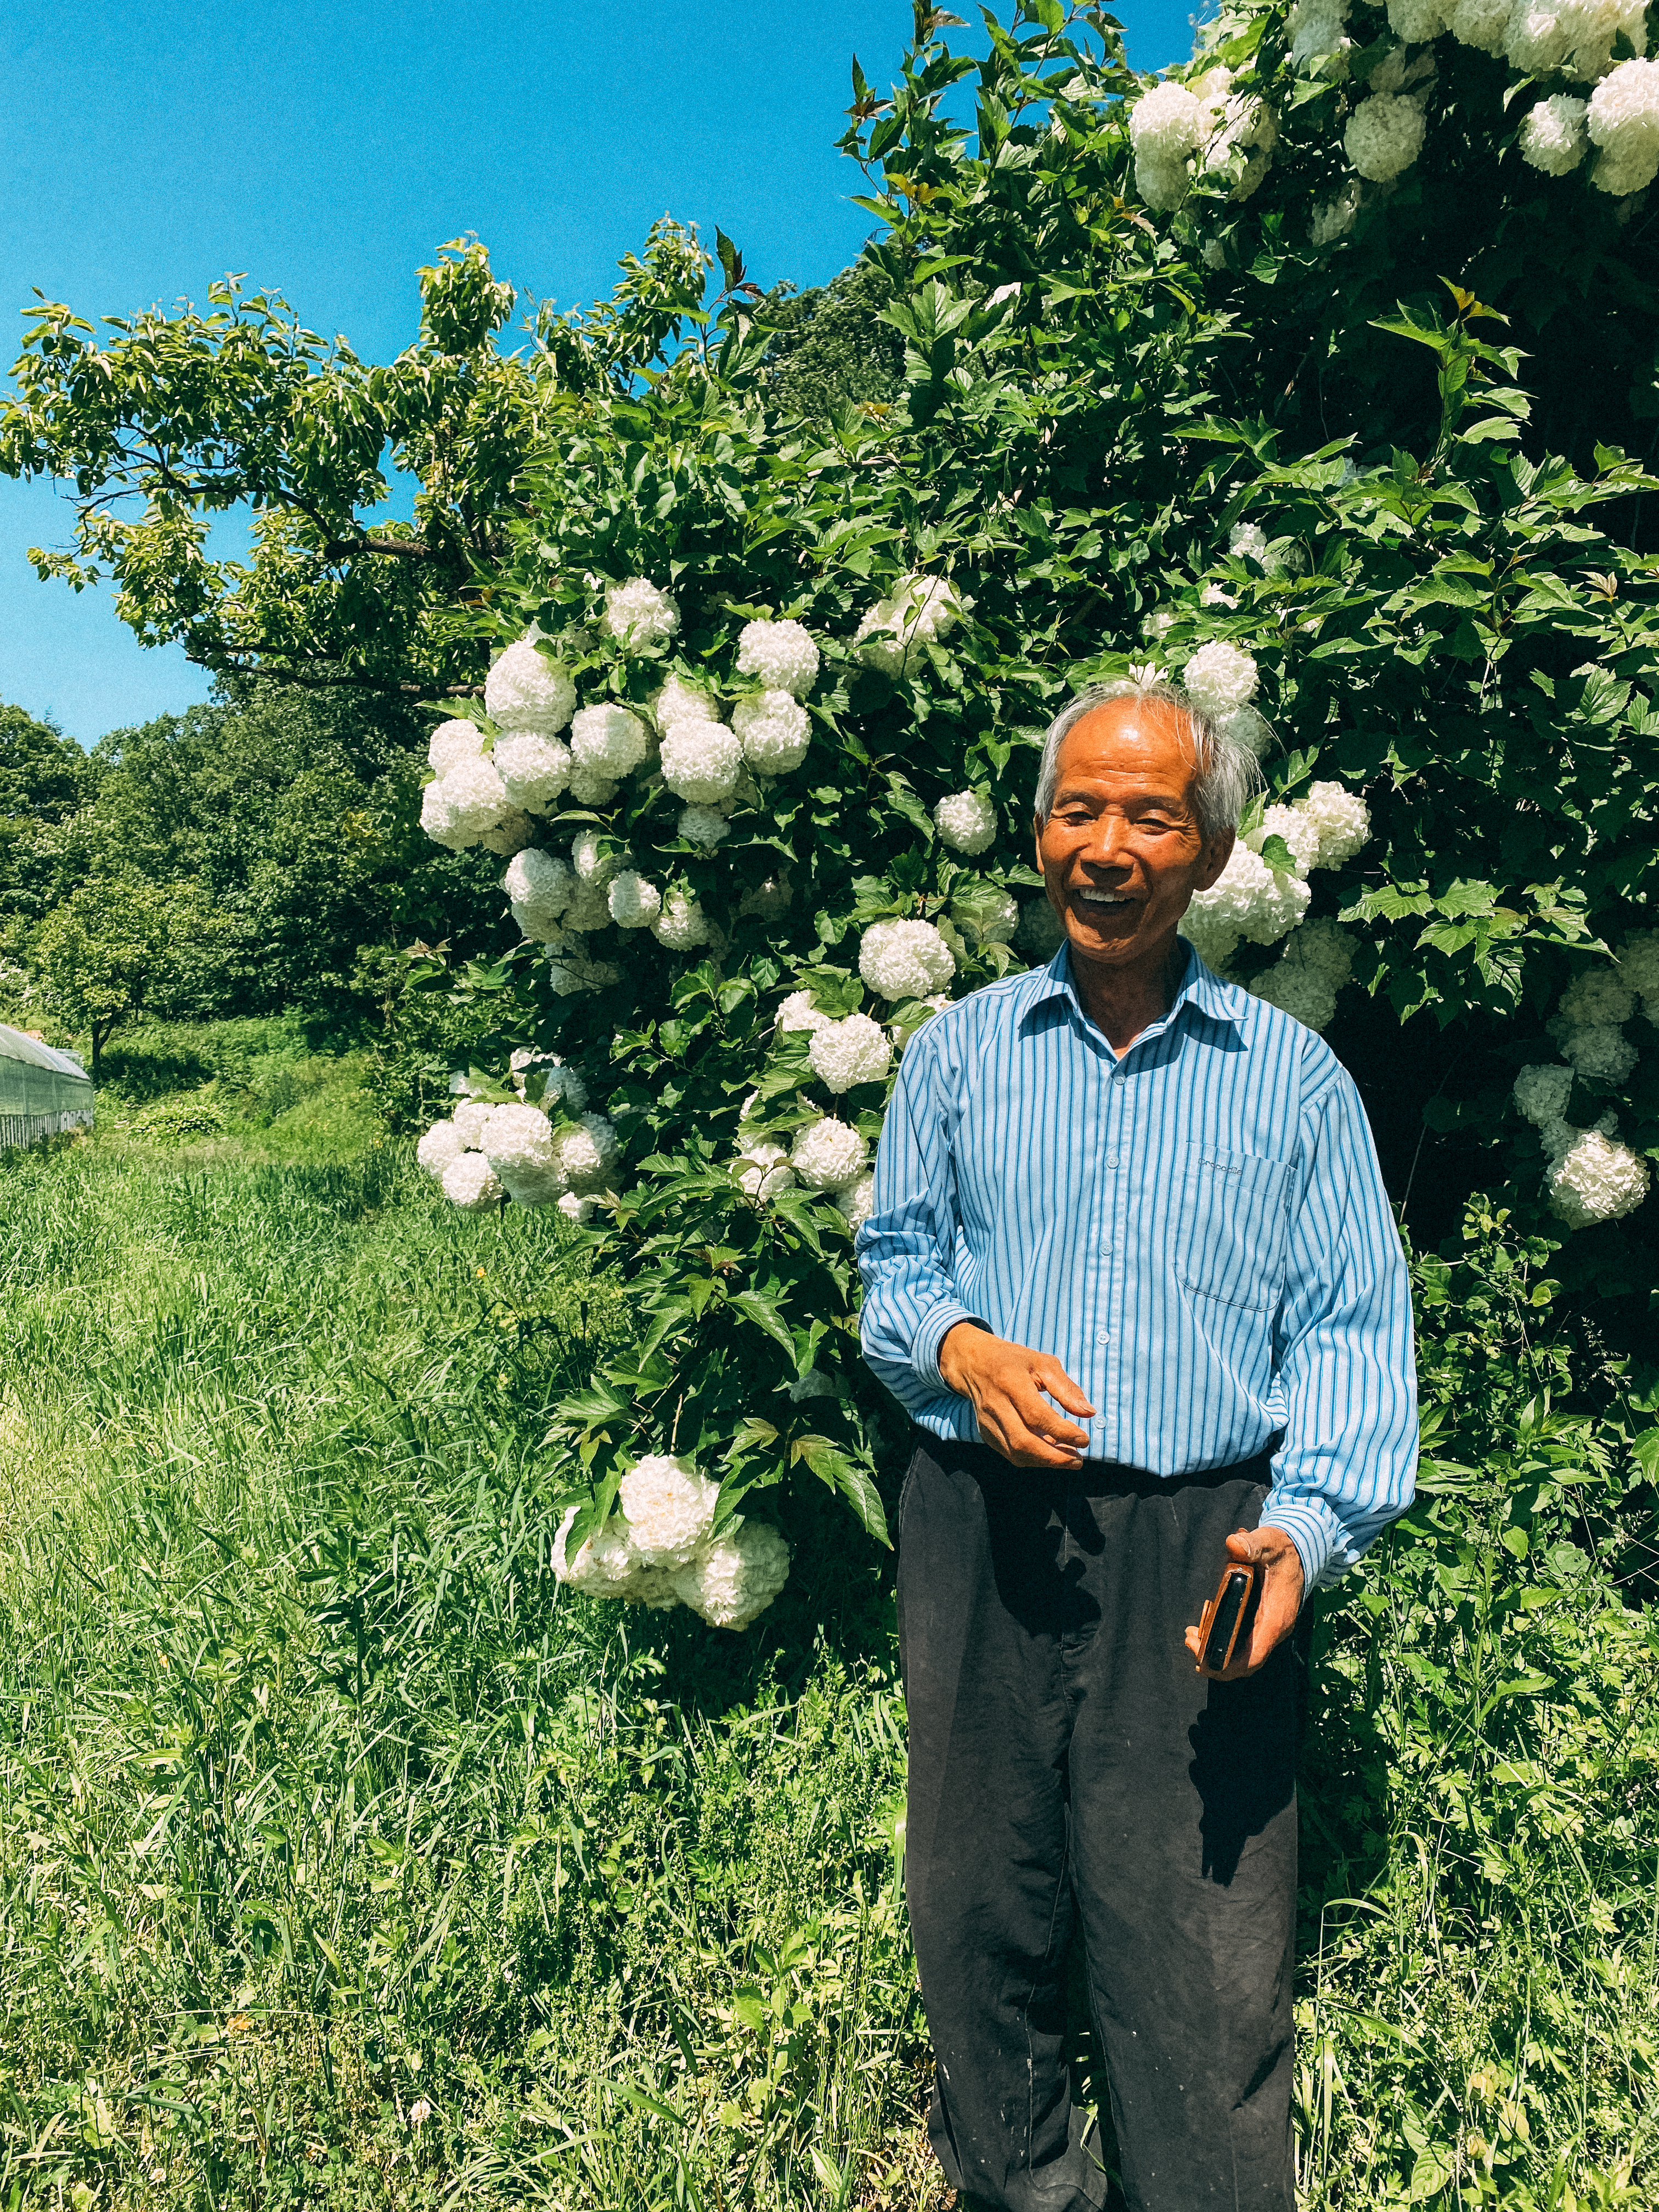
[898,1428,1297,2212]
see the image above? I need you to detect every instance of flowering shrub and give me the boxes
[393,0,1656,1622]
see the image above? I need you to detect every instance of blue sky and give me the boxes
[0,0,1196,746]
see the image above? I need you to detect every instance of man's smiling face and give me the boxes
[1034,695,1235,981]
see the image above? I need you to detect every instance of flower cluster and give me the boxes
[1548,960,1641,1082]
[808,1012,893,1093]
[1181,777,1370,969]
[934,789,997,854]
[1130,66,1278,208]
[1511,949,1652,1230]
[416,1091,619,1221]
[859,919,957,1001]
[735,617,820,696]
[554,1455,791,1629]
[1248,917,1357,1031]
[1181,639,1260,721]
[854,574,968,677]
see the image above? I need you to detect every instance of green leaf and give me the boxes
[791,1434,890,1546]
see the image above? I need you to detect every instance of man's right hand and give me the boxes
[938,1322,1096,1468]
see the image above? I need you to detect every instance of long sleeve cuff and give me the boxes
[1260,1493,1349,1597]
[912,1300,990,1395]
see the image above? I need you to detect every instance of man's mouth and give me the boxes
[1074,889,1133,910]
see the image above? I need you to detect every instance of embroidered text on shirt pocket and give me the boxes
[1173,1143,1290,1311]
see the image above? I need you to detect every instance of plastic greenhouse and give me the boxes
[0,1022,94,1149]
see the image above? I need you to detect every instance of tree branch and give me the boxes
[193,650,483,699]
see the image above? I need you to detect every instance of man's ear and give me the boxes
[1032,812,1045,877]
[1193,826,1235,894]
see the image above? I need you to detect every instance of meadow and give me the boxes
[0,1028,1655,2210]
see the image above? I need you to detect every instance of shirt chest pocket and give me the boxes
[1172,1143,1290,1312]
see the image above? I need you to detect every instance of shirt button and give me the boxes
[1094,1329,1111,1346]
[1103,1151,1119,1169]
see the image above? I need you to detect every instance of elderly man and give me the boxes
[856,681,1415,2212]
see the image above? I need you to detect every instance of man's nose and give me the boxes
[1080,816,1132,869]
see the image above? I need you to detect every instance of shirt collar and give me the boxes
[1026,938,1247,1045]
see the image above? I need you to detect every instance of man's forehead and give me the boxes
[1053,699,1200,791]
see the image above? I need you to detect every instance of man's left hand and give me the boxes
[1184,1525,1305,1681]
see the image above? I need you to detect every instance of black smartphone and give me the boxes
[1201,1566,1256,1674]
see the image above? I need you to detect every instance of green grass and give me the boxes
[0,1043,1654,2209]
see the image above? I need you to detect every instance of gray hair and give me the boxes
[1033,679,1261,839]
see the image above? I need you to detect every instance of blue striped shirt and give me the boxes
[855,943,1417,1591]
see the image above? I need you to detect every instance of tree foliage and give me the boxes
[4,0,1657,1573]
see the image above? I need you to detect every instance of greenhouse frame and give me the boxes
[0,1022,94,1149]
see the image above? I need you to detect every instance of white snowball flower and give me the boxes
[420,753,512,848]
[1201,583,1239,610]
[652,674,720,727]
[1310,184,1362,244]
[1182,640,1260,720]
[558,1192,596,1226]
[416,1119,468,1178]
[1249,919,1357,1033]
[974,887,1020,944]
[1135,153,1192,210]
[570,704,649,780]
[482,1102,560,1193]
[1387,0,1446,38]
[854,574,967,677]
[558,1113,622,1192]
[504,847,573,940]
[673,1519,792,1629]
[1547,1129,1651,1228]
[1344,93,1427,181]
[934,790,997,854]
[1558,967,1636,1028]
[1616,930,1659,1018]
[492,730,573,810]
[809,1013,894,1093]
[608,870,662,929]
[1251,963,1340,1032]
[1248,804,1322,879]
[1522,94,1590,174]
[791,1118,869,1192]
[836,1175,876,1235]
[661,721,744,804]
[1515,1063,1576,1127]
[777,990,831,1034]
[485,637,577,735]
[567,768,618,808]
[1558,1023,1638,1083]
[1448,0,1510,43]
[441,1152,503,1212]
[1018,899,1066,959]
[1289,0,1351,62]
[451,1100,495,1149]
[604,578,680,651]
[678,804,731,849]
[1228,522,1271,568]
[733,1141,797,1200]
[476,808,537,857]
[570,830,620,884]
[736,618,820,697]
[554,1506,670,1603]
[652,888,714,951]
[618,1455,720,1568]
[1130,80,1207,158]
[1297,781,1372,868]
[859,919,957,1001]
[537,1062,589,1115]
[429,718,484,774]
[1182,844,1311,968]
[562,879,614,933]
[732,691,811,777]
